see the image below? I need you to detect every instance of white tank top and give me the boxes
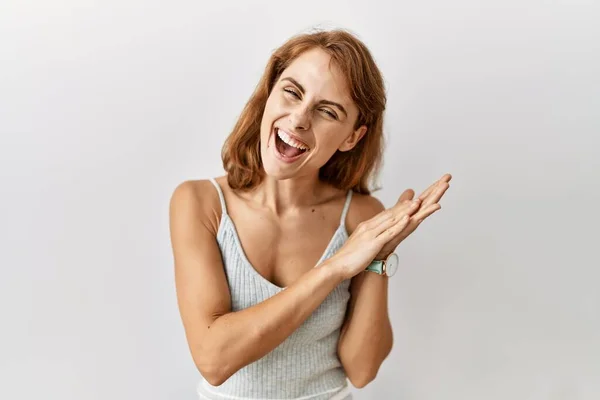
[196,178,354,400]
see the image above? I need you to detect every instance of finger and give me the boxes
[368,212,403,237]
[376,214,411,243]
[380,202,441,250]
[438,173,452,183]
[417,173,452,202]
[392,197,422,215]
[397,189,415,204]
[378,198,422,229]
[417,180,439,202]
[411,203,442,223]
[361,208,396,231]
[392,198,422,218]
[421,181,450,208]
[390,190,415,212]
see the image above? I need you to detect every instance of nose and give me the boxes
[289,105,310,131]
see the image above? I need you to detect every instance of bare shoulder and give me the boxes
[345,191,386,235]
[169,178,223,236]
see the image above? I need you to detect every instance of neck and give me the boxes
[252,172,327,215]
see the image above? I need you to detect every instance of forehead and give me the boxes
[280,48,353,103]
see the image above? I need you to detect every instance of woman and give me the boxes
[169,29,451,400]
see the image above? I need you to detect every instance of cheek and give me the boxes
[260,97,277,137]
[266,91,286,111]
[262,95,281,121]
[318,127,350,149]
[311,131,348,161]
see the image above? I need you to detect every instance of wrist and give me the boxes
[319,255,351,282]
[366,252,400,277]
[374,250,390,262]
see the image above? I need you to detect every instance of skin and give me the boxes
[259,47,368,187]
[169,47,452,389]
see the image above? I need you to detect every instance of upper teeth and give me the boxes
[277,129,309,151]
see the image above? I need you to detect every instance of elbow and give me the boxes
[348,371,377,389]
[341,354,380,389]
[340,336,393,389]
[191,320,262,387]
[192,344,231,387]
[197,363,228,387]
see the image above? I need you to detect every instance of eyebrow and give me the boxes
[280,77,348,117]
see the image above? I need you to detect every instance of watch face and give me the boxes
[386,253,399,277]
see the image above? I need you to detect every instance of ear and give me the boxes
[338,125,368,152]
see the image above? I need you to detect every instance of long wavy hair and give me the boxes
[221,29,387,195]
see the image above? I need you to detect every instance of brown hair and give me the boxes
[221,29,387,194]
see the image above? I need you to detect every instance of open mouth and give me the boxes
[273,128,310,161]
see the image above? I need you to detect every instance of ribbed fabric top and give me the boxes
[196,178,354,400]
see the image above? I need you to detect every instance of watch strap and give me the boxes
[365,259,384,274]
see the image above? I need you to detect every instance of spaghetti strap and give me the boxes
[208,178,228,215]
[339,190,353,226]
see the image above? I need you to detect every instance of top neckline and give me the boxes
[209,178,352,291]
[219,214,348,291]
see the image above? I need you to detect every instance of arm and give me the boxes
[337,196,394,388]
[337,176,451,388]
[169,180,346,386]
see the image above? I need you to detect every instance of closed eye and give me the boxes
[284,88,300,98]
[284,87,338,120]
[320,109,338,119]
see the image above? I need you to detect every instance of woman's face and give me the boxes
[259,47,367,181]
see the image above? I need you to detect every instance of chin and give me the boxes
[261,154,299,180]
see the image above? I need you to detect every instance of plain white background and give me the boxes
[1,1,598,399]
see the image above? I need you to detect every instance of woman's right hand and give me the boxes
[327,198,422,281]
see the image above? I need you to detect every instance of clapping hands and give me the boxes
[374,173,452,260]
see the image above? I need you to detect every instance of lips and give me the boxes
[271,127,310,162]
[276,128,310,150]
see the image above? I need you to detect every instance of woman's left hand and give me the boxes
[374,173,452,261]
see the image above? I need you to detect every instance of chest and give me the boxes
[216,211,352,343]
[225,202,344,289]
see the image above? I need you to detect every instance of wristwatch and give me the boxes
[365,252,399,277]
